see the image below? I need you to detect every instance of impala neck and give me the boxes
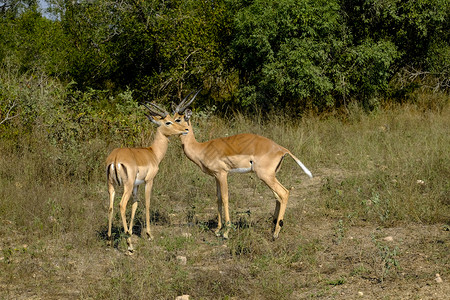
[149,129,170,163]
[180,122,201,162]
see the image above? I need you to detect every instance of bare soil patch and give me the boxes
[1,167,449,299]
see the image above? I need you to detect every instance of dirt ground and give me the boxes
[1,167,449,299]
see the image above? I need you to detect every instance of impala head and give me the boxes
[172,88,201,128]
[143,102,189,136]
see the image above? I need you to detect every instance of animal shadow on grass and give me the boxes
[195,210,256,236]
[96,210,170,248]
[97,223,143,249]
[195,218,218,231]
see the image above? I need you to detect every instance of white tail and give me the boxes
[289,153,313,178]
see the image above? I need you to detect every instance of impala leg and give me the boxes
[126,187,139,253]
[273,200,281,225]
[214,178,223,236]
[272,191,285,238]
[260,175,289,239]
[217,173,231,239]
[144,180,154,240]
[107,182,115,246]
[119,184,133,235]
[128,186,139,236]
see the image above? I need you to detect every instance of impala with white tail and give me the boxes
[106,102,189,253]
[173,90,313,239]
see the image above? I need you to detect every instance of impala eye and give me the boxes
[175,119,181,123]
[165,121,172,125]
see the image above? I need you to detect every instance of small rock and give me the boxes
[383,236,394,242]
[358,291,364,296]
[175,295,189,300]
[435,274,443,283]
[182,232,192,238]
[176,256,187,265]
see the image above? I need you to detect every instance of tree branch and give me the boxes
[0,100,18,125]
[397,66,449,92]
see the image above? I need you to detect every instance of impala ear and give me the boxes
[145,114,162,127]
[184,109,192,122]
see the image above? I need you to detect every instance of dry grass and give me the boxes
[1,94,449,299]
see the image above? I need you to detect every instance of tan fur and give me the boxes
[106,114,188,252]
[174,112,312,239]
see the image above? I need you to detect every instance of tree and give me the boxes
[56,0,229,104]
[341,0,449,93]
[226,0,448,111]
[228,0,347,110]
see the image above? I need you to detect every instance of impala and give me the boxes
[106,102,189,253]
[173,91,312,239]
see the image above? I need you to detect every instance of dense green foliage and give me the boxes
[1,0,448,115]
[0,0,448,156]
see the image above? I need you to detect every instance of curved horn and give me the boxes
[174,88,202,114]
[143,102,169,118]
[177,90,196,110]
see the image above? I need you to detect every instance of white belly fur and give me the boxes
[229,160,254,174]
[134,178,145,186]
[229,167,252,174]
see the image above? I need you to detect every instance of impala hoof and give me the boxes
[126,242,135,254]
[126,236,137,254]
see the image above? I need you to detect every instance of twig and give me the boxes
[0,100,18,125]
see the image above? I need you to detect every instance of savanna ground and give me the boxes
[1,94,449,299]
